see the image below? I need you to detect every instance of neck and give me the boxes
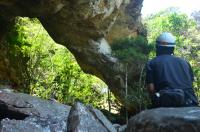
[156,46,174,56]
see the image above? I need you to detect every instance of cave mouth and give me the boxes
[0,103,29,121]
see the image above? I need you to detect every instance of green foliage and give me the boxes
[111,36,152,111]
[111,36,152,64]
[7,17,114,108]
[145,8,196,47]
[126,69,151,111]
[144,8,200,100]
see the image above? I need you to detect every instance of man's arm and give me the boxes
[146,61,155,95]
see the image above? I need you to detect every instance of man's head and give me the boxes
[156,32,176,56]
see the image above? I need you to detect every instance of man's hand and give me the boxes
[147,83,155,95]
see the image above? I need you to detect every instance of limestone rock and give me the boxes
[68,102,117,132]
[0,90,71,132]
[106,0,145,43]
[126,107,200,132]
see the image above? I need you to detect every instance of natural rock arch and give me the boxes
[0,0,146,111]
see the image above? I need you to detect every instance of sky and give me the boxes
[141,0,200,17]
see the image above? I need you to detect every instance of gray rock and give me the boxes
[113,124,121,130]
[118,125,126,132]
[0,90,71,132]
[0,88,14,93]
[113,124,126,132]
[126,107,200,132]
[0,117,67,132]
[68,102,117,132]
[88,106,117,132]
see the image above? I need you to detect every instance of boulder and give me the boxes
[0,90,71,132]
[68,102,117,132]
[118,125,127,132]
[113,124,127,132]
[0,117,67,132]
[113,124,121,130]
[126,107,200,132]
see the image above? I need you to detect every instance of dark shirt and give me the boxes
[146,54,198,106]
[146,55,194,91]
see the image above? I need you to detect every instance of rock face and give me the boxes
[0,0,145,110]
[68,102,117,132]
[0,89,71,131]
[106,0,145,43]
[126,107,200,132]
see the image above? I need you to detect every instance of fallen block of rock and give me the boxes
[68,102,117,132]
[0,90,71,132]
[126,107,200,132]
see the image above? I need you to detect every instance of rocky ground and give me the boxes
[0,89,124,132]
[0,88,200,132]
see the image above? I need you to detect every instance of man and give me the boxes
[146,32,198,108]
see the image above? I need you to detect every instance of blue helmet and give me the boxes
[156,32,176,47]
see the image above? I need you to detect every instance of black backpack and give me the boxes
[151,88,186,107]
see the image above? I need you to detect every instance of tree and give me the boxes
[192,11,200,27]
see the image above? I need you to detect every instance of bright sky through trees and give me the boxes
[142,0,200,17]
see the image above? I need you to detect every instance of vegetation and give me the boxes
[7,17,115,108]
[111,36,152,111]
[111,36,151,64]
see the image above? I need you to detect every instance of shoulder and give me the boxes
[146,57,157,69]
[173,56,192,67]
[147,56,162,64]
[147,58,156,65]
[173,56,189,63]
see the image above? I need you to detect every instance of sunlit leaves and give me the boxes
[8,17,109,108]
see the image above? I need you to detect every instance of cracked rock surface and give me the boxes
[0,89,71,132]
[68,102,117,132]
